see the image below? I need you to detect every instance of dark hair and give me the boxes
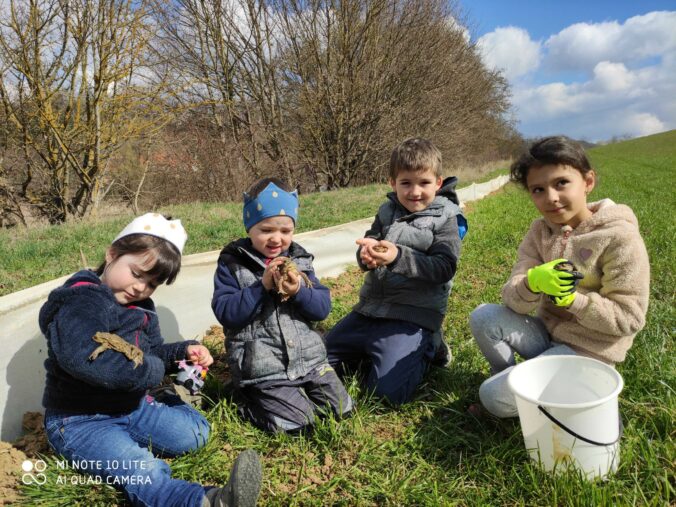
[389,137,442,179]
[510,136,593,188]
[95,233,182,285]
[246,177,293,198]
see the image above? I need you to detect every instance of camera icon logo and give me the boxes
[21,459,47,485]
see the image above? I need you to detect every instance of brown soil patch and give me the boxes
[13,412,50,458]
[201,325,231,386]
[371,420,406,442]
[0,441,28,505]
[202,325,226,355]
[0,411,53,505]
[320,266,364,300]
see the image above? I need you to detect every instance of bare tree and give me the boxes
[154,0,294,188]
[276,0,512,187]
[156,0,511,192]
[0,0,170,223]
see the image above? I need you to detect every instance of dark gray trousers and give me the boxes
[237,364,353,433]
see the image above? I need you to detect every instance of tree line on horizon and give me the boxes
[0,0,520,226]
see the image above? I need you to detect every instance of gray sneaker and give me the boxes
[431,340,452,368]
[203,450,262,507]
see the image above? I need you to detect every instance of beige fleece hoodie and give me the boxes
[502,199,650,364]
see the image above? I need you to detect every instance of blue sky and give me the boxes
[460,1,676,142]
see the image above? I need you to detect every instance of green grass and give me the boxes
[16,131,675,505]
[0,184,386,296]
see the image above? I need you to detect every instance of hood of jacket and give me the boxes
[39,270,105,335]
[437,176,460,205]
[543,198,639,235]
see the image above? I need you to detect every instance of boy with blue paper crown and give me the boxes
[325,137,467,405]
[212,178,353,433]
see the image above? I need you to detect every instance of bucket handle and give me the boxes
[537,405,624,446]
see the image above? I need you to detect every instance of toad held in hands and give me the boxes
[276,258,312,301]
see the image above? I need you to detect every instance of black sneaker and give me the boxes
[431,340,452,368]
[203,450,262,507]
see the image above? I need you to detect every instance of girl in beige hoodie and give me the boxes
[469,136,650,417]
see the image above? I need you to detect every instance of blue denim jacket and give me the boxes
[212,239,330,386]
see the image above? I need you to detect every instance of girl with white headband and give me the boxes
[39,213,261,507]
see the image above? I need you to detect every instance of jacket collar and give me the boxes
[222,238,313,271]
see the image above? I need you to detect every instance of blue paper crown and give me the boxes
[243,182,299,230]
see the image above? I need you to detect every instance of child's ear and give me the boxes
[105,247,116,265]
[389,178,397,190]
[585,170,596,195]
[435,176,443,190]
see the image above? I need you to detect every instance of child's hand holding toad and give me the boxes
[276,266,301,298]
[363,240,398,267]
[262,257,285,291]
[356,238,379,268]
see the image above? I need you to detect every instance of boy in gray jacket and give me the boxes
[325,138,466,405]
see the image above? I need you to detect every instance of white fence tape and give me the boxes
[0,174,509,440]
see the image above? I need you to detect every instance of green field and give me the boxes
[17,131,676,505]
[0,184,388,296]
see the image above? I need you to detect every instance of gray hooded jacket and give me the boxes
[353,177,465,330]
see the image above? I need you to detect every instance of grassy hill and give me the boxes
[16,131,676,505]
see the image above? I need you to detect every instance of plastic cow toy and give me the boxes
[175,360,208,395]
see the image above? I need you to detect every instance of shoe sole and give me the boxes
[229,450,263,507]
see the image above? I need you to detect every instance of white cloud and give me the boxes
[476,27,541,80]
[620,113,665,137]
[477,11,676,141]
[510,63,675,140]
[544,21,621,72]
[545,11,676,72]
[590,62,635,93]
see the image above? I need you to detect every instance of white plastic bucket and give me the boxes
[507,355,623,479]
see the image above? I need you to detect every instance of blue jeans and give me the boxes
[470,304,577,417]
[44,393,210,507]
[325,311,435,405]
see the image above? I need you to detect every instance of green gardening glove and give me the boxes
[552,292,576,307]
[527,259,578,297]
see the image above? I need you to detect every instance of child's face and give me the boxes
[248,216,295,258]
[526,164,596,228]
[101,250,160,304]
[390,168,442,213]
